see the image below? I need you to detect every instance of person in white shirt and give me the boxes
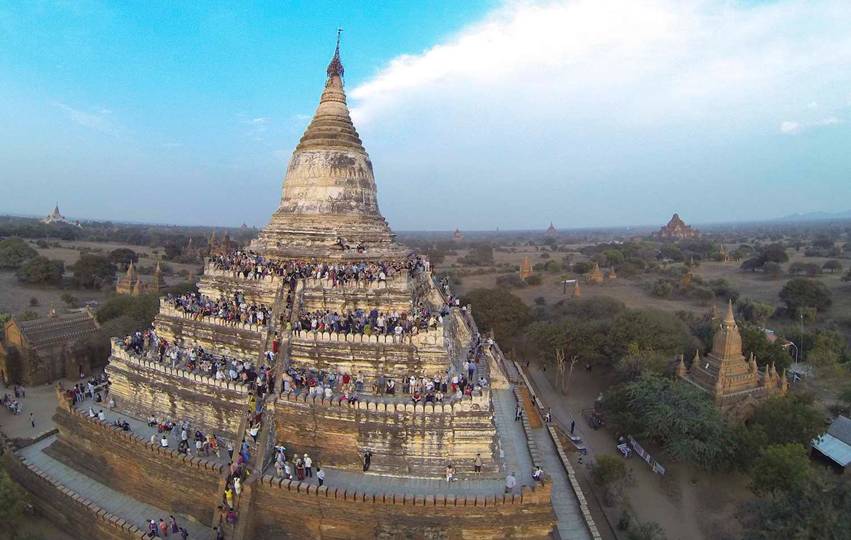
[316,467,325,486]
[160,435,169,448]
[505,472,517,493]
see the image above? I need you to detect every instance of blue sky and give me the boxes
[1,0,850,230]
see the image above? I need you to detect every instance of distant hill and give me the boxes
[773,210,851,223]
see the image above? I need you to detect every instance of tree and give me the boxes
[737,298,775,324]
[604,374,736,470]
[651,279,673,298]
[762,262,783,278]
[626,521,668,540]
[463,288,532,343]
[759,244,789,264]
[60,292,79,307]
[742,471,851,540]
[572,261,593,274]
[822,260,843,273]
[591,454,630,506]
[736,395,823,468]
[15,256,64,285]
[108,247,138,266]
[739,324,791,371]
[0,463,29,538]
[749,443,811,496]
[607,309,696,361]
[779,278,831,314]
[0,237,37,270]
[71,254,116,289]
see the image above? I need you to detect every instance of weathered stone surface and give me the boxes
[105,348,248,439]
[48,407,220,525]
[273,392,498,477]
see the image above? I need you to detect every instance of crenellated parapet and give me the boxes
[290,327,443,347]
[106,343,249,438]
[108,341,250,395]
[154,303,265,359]
[48,406,223,526]
[248,473,554,539]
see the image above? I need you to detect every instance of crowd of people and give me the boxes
[293,303,443,338]
[166,291,271,328]
[120,330,274,394]
[145,515,189,538]
[281,357,488,406]
[2,384,27,414]
[207,249,429,288]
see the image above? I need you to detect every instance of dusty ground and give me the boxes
[529,365,750,540]
[1,239,202,317]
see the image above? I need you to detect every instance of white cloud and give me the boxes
[814,116,841,126]
[53,101,117,135]
[780,121,801,134]
[350,0,851,131]
[344,0,851,228]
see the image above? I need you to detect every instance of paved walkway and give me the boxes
[74,399,235,466]
[275,387,535,497]
[20,436,212,539]
[532,428,592,540]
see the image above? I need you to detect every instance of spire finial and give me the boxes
[327,27,345,79]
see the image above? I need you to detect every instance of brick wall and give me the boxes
[273,391,498,477]
[105,348,248,439]
[3,448,146,540]
[244,474,556,539]
[49,407,222,526]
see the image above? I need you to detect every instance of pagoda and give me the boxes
[251,42,407,260]
[586,262,604,284]
[545,222,557,236]
[655,213,698,240]
[679,301,787,416]
[10,38,577,540]
[452,227,464,242]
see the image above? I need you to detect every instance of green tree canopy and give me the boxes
[779,278,832,314]
[0,237,37,270]
[108,247,138,265]
[604,374,736,470]
[739,324,792,371]
[742,471,851,540]
[749,443,812,496]
[71,254,116,289]
[736,395,823,468]
[607,309,697,361]
[0,464,30,538]
[15,255,64,285]
[463,288,531,343]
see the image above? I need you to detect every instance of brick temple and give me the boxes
[3,42,599,540]
[679,301,787,416]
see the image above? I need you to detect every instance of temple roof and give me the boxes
[13,310,99,350]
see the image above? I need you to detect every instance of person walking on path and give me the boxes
[514,404,522,422]
[505,472,517,494]
[29,412,35,429]
[474,453,482,474]
[316,467,325,487]
[570,419,576,435]
[363,450,373,472]
[169,515,179,535]
[544,408,552,423]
